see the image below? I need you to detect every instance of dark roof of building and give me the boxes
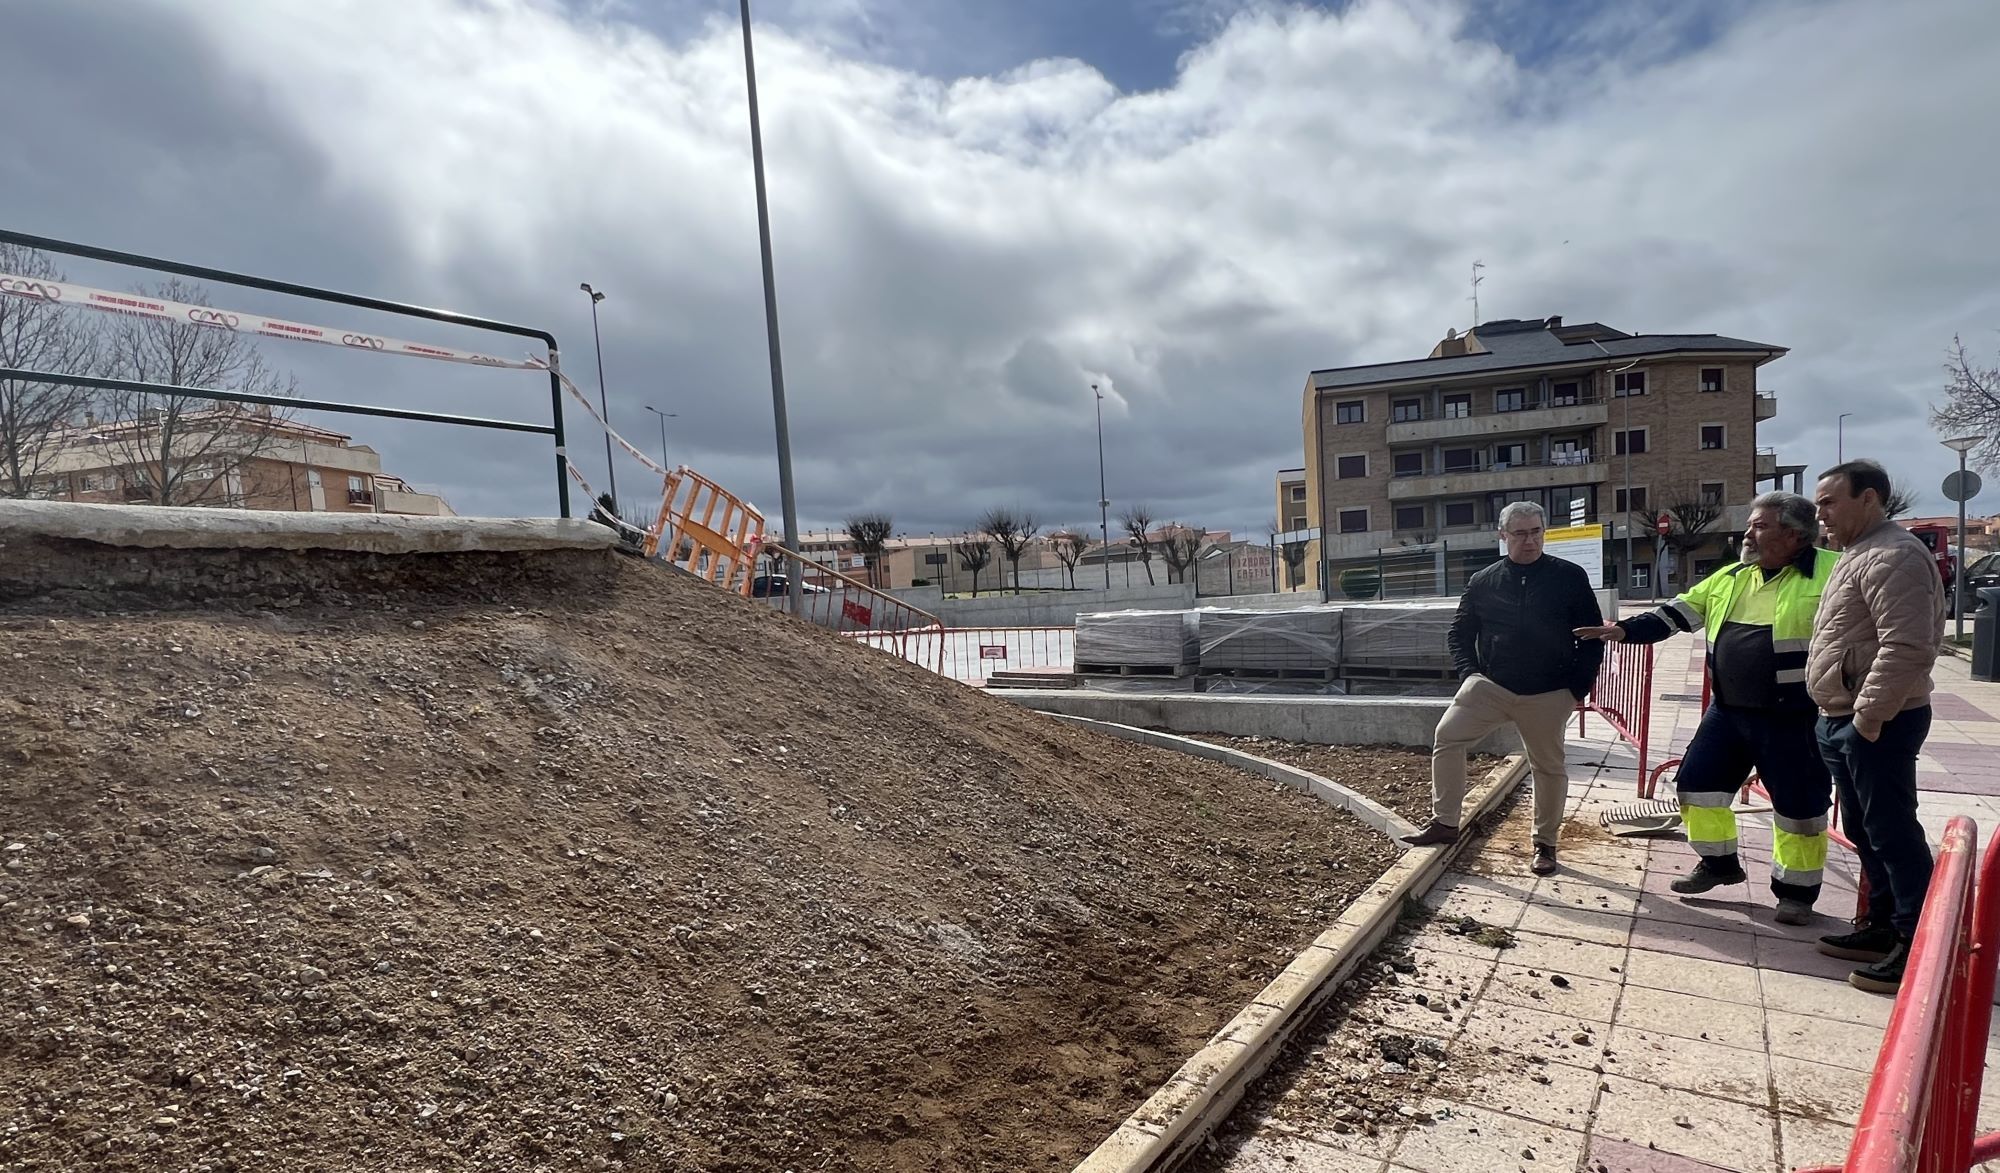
[1309,317,1787,391]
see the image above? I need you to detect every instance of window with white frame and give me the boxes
[1336,454,1367,479]
[1614,428,1649,456]
[1394,504,1427,530]
[1442,393,1472,419]
[1700,367,1725,393]
[1392,398,1424,422]
[1700,424,1726,450]
[1550,381,1581,406]
[1392,451,1425,477]
[1495,388,1527,413]
[1614,370,1647,397]
[1335,400,1365,425]
[1289,485,1306,502]
[1338,508,1369,534]
[1443,500,1476,527]
[1700,481,1725,504]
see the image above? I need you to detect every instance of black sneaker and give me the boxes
[1669,860,1748,895]
[1817,924,1898,963]
[1850,939,1912,994]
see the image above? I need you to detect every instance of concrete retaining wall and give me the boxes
[1000,689,1519,755]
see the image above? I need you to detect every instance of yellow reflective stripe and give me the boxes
[1773,825,1829,886]
[1683,804,1740,849]
[1775,668,1807,683]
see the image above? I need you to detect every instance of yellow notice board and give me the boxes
[1502,523,1605,583]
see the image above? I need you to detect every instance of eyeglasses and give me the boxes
[1503,528,1544,539]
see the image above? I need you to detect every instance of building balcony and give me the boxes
[1385,399,1609,445]
[1755,391,1777,421]
[1757,447,1777,476]
[1387,455,1609,500]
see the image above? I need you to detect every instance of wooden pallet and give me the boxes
[1074,662,1196,678]
[1338,662,1457,681]
[1197,665,1338,681]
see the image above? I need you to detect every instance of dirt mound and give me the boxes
[0,544,1396,1172]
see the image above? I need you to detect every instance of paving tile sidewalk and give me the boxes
[1206,646,2000,1173]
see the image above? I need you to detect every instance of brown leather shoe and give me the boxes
[1531,844,1559,875]
[1398,821,1460,847]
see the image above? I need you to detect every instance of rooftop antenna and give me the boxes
[1469,260,1486,327]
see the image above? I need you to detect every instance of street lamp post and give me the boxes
[578,284,617,506]
[1092,383,1110,590]
[737,0,803,614]
[1943,434,1986,642]
[643,405,676,473]
[1838,412,1854,463]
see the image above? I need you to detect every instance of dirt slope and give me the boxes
[0,544,1396,1172]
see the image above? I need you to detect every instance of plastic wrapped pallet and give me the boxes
[1339,601,1457,671]
[1073,610,1199,670]
[1196,607,1343,672]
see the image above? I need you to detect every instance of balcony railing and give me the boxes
[1392,450,1597,479]
[1389,392,1606,424]
[346,489,375,506]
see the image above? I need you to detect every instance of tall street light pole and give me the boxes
[579,283,617,505]
[1943,434,1986,642]
[643,405,676,473]
[737,0,803,613]
[1838,412,1854,462]
[1093,383,1110,590]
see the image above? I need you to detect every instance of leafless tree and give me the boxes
[1884,483,1919,521]
[1281,540,1309,590]
[980,507,1039,593]
[953,537,993,598]
[1933,335,2000,474]
[1049,529,1088,589]
[844,512,895,587]
[1159,523,1206,584]
[92,278,295,506]
[1652,480,1730,592]
[1121,504,1157,585]
[0,245,99,498]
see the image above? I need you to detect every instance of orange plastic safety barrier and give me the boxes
[644,466,764,594]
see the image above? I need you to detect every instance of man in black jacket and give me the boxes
[1401,501,1605,875]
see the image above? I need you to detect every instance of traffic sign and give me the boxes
[1944,470,1984,503]
[1656,515,1671,536]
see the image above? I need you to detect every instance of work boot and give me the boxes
[1773,899,1815,926]
[1817,923,1898,963]
[1669,859,1749,895]
[1849,938,1912,994]
[1399,822,1460,848]
[1531,844,1559,876]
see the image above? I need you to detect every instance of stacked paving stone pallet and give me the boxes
[1073,610,1200,675]
[1195,607,1344,678]
[1338,601,1459,676]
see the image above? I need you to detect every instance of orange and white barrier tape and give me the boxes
[0,271,544,371]
[563,461,661,539]
[554,371,672,477]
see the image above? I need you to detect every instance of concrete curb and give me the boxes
[0,499,617,554]
[1045,715,1420,840]
[1069,752,1531,1173]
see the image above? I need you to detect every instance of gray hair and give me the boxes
[1496,500,1546,531]
[1750,491,1817,539]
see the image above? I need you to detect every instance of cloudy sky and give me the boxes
[4,0,1997,537]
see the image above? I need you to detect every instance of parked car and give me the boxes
[749,574,830,598]
[1954,553,2000,617]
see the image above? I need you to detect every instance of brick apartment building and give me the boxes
[32,409,453,516]
[1292,316,1792,596]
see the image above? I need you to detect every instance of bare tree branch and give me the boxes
[91,278,296,507]
[844,512,894,588]
[0,244,98,498]
[980,507,1038,593]
[953,536,993,598]
[1120,504,1156,586]
[1158,523,1206,584]
[1932,334,2000,474]
[1048,529,1088,589]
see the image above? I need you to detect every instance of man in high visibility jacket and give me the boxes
[1575,491,1839,925]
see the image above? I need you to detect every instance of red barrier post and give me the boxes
[1841,816,1977,1173]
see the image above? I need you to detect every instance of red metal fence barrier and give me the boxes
[1577,640,1653,783]
[1795,818,2000,1172]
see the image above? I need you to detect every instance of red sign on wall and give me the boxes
[842,600,874,626]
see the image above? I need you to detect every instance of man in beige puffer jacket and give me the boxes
[1806,459,1945,994]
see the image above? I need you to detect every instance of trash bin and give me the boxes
[1974,587,2000,683]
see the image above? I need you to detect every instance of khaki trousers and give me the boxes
[1433,675,1576,848]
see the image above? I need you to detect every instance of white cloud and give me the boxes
[5,0,1998,535]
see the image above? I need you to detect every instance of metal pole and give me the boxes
[580,286,618,506]
[644,405,674,472]
[1838,412,1853,463]
[1094,383,1110,590]
[738,0,803,614]
[1622,385,1633,598]
[1957,446,1970,642]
